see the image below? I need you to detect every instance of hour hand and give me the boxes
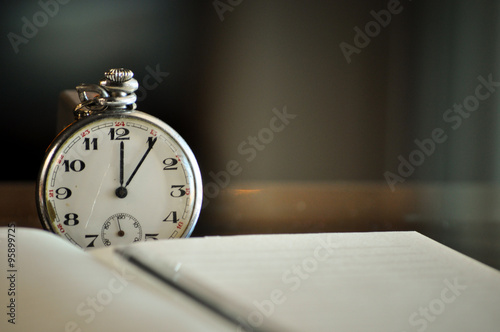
[119,137,157,196]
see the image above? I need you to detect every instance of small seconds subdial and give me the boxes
[101,213,142,246]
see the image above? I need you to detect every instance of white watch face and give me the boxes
[37,111,202,249]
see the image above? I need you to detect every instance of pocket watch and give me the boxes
[36,68,203,249]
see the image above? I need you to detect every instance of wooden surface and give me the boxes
[0,181,418,232]
[192,181,419,235]
[1,181,499,270]
[0,182,39,229]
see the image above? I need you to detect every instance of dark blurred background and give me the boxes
[1,0,500,269]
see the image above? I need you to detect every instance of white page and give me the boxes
[118,231,500,332]
[0,227,236,332]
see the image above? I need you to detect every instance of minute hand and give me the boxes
[125,137,157,187]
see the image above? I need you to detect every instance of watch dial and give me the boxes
[38,112,201,249]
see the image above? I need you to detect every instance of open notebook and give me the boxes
[1,227,499,331]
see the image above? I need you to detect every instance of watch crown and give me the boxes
[74,68,139,119]
[105,68,134,82]
[100,68,138,95]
